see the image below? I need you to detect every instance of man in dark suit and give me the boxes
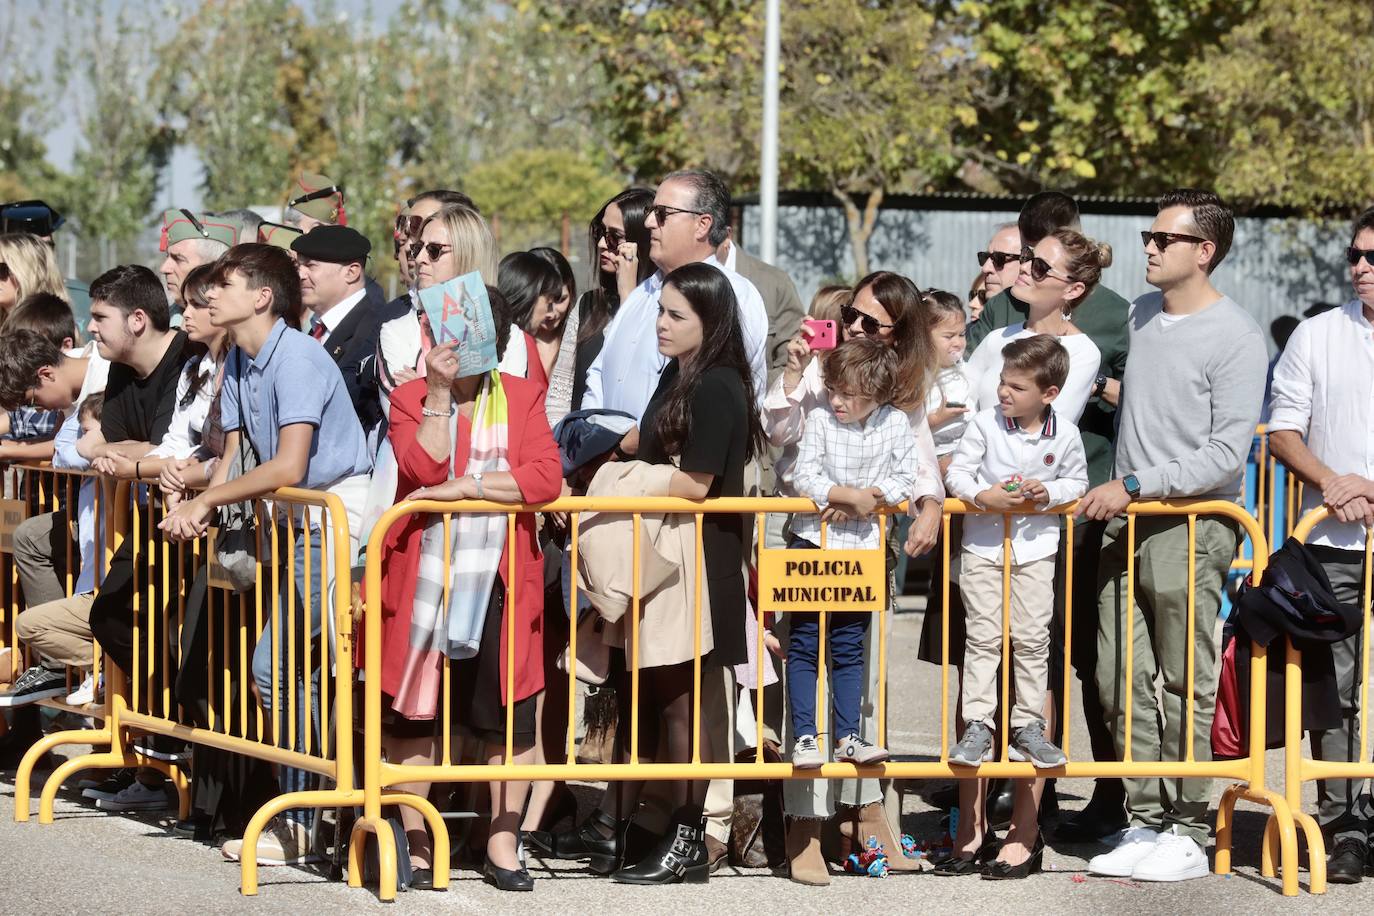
[291,226,389,437]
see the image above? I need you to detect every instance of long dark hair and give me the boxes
[178,262,217,407]
[650,263,765,461]
[580,187,654,343]
[852,270,936,411]
[530,246,576,306]
[498,250,565,334]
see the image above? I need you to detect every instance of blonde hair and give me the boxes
[423,204,498,284]
[1052,228,1113,310]
[808,284,851,324]
[0,233,67,312]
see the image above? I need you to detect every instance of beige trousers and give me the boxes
[959,551,1056,730]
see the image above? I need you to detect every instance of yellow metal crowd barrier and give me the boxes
[7,466,357,897]
[352,494,1301,899]
[1238,426,1305,573]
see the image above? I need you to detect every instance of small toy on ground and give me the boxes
[843,836,891,877]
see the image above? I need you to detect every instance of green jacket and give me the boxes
[967,285,1131,487]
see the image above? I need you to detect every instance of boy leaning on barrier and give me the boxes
[1077,189,1266,883]
[1265,205,1374,885]
[158,243,373,867]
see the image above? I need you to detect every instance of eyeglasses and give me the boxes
[1346,247,1374,267]
[841,304,893,336]
[597,224,627,248]
[409,241,452,262]
[1021,252,1076,284]
[288,184,344,209]
[977,250,1020,270]
[394,214,423,242]
[1140,230,1207,251]
[649,204,707,226]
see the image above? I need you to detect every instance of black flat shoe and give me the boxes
[1327,837,1369,885]
[549,807,633,870]
[407,867,445,891]
[981,835,1045,880]
[523,829,555,858]
[987,781,1015,832]
[1053,805,1128,843]
[483,859,534,892]
[612,813,709,885]
[932,836,999,876]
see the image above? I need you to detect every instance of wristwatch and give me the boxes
[1092,374,1108,399]
[1122,474,1141,499]
[472,472,485,498]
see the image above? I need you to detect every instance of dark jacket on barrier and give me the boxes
[1233,537,1363,749]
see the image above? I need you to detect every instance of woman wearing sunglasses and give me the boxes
[0,232,69,320]
[962,229,1109,425]
[764,270,943,883]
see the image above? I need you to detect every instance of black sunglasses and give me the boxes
[409,241,452,262]
[394,213,424,242]
[1141,230,1207,251]
[1346,247,1374,267]
[977,250,1020,270]
[1022,253,1075,283]
[0,262,9,283]
[288,184,344,209]
[649,204,707,226]
[597,224,627,248]
[841,304,893,335]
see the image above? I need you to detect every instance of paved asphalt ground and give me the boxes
[0,606,1359,913]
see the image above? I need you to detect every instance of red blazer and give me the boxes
[378,374,562,707]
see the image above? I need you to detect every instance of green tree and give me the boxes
[1187,0,1374,211]
[465,148,621,251]
[56,1,173,240]
[0,1,60,202]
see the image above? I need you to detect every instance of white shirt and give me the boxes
[1267,301,1374,549]
[147,353,221,461]
[946,406,1089,562]
[963,323,1102,424]
[581,256,769,419]
[790,403,919,550]
[313,286,367,337]
[762,356,944,509]
[925,363,972,456]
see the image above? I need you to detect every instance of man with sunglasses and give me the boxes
[1266,206,1374,884]
[158,208,238,308]
[1079,189,1266,883]
[974,222,1023,315]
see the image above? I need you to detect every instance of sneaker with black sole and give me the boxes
[948,721,994,767]
[792,735,824,769]
[1008,722,1067,769]
[835,734,889,765]
[0,665,69,707]
[82,768,137,802]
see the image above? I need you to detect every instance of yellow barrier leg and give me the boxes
[168,764,192,821]
[1214,783,1241,875]
[1294,811,1326,894]
[14,725,112,822]
[383,792,450,891]
[1261,813,1279,878]
[38,749,128,824]
[348,815,398,902]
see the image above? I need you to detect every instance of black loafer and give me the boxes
[483,859,534,892]
[407,867,446,891]
[1328,837,1369,885]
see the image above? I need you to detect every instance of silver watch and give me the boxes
[472,472,484,498]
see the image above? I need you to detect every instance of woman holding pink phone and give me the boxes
[760,271,944,885]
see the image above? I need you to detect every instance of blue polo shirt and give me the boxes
[221,318,373,489]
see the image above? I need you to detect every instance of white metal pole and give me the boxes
[760,0,780,265]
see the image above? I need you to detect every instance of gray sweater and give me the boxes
[1114,292,1267,501]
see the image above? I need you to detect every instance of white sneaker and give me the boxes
[1130,828,1209,882]
[95,779,170,811]
[66,674,96,707]
[1087,826,1159,877]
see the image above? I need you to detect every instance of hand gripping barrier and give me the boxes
[353,494,1299,900]
[11,473,358,898]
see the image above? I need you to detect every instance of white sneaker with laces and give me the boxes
[1087,826,1159,877]
[792,735,825,769]
[95,779,170,811]
[1130,828,1209,882]
[66,674,96,707]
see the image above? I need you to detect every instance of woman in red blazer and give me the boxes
[375,333,561,892]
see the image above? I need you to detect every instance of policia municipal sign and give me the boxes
[757,548,886,613]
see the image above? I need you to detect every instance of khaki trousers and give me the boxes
[17,592,96,670]
[959,551,1056,729]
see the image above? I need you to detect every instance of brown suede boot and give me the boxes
[839,801,925,872]
[785,817,830,886]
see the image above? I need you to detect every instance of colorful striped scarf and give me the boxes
[391,369,510,719]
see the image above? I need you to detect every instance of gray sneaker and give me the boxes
[792,735,824,769]
[948,721,994,767]
[1009,721,1067,768]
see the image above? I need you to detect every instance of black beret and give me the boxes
[290,224,371,264]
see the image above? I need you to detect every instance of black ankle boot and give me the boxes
[611,814,709,885]
[549,809,651,874]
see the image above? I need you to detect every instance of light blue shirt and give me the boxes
[220,318,372,490]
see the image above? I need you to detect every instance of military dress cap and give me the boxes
[258,221,303,250]
[290,225,371,265]
[159,208,239,252]
[1,200,64,235]
[286,172,347,226]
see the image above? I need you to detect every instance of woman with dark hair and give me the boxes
[496,250,568,392]
[529,247,577,426]
[570,188,655,409]
[581,262,765,885]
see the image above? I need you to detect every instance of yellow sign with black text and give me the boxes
[757,548,885,613]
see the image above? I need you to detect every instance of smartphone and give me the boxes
[944,401,965,409]
[803,318,838,350]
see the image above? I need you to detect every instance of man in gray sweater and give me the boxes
[1078,189,1267,883]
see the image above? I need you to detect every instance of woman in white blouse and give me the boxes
[962,230,1111,424]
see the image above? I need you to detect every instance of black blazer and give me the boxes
[321,280,390,434]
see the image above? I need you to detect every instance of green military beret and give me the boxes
[286,172,347,226]
[160,208,239,252]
